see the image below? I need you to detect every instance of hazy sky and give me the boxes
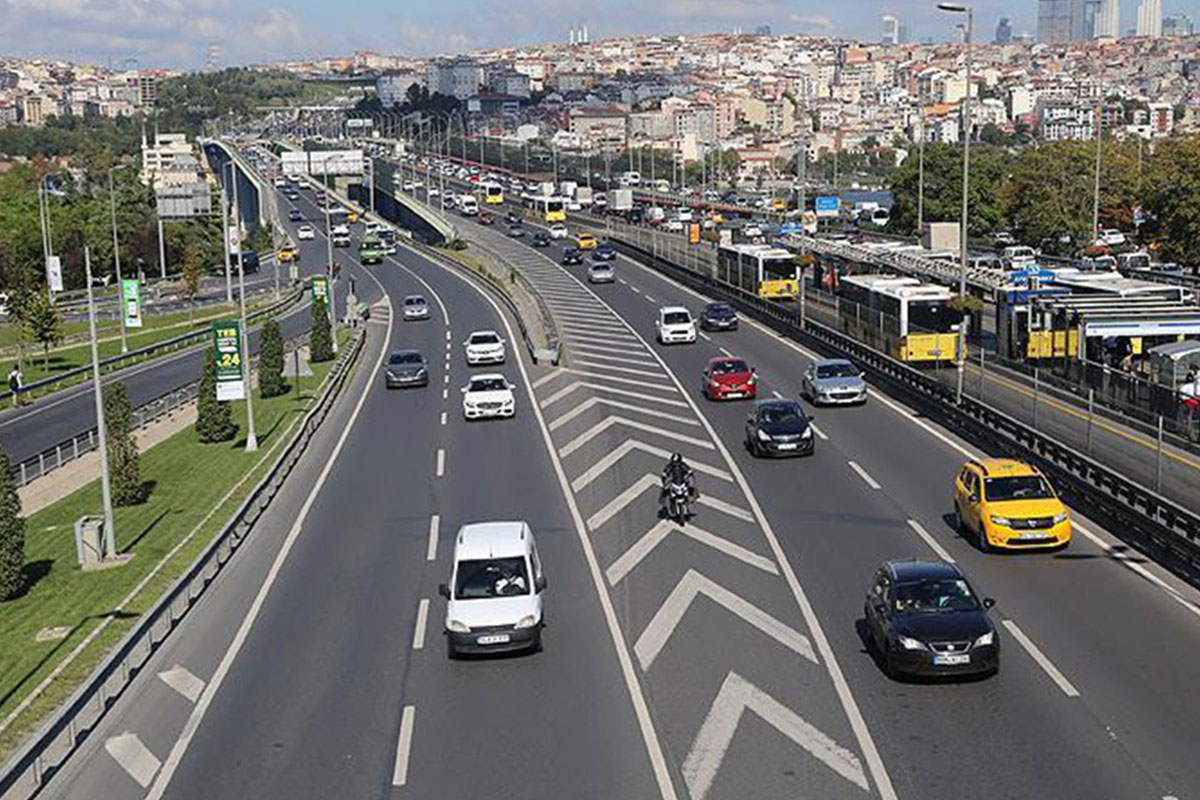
[0,0,1187,68]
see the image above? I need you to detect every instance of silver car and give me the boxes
[385,350,429,388]
[802,358,867,405]
[402,295,430,321]
[587,263,615,284]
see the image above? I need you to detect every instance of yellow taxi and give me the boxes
[277,246,300,263]
[346,210,360,223]
[577,233,598,250]
[953,458,1070,551]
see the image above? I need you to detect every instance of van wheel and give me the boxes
[446,638,458,660]
[531,629,544,654]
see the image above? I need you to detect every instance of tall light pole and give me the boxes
[221,162,234,303]
[323,197,340,356]
[939,1,973,404]
[917,118,926,232]
[84,248,117,558]
[230,167,258,451]
[107,165,133,353]
[1092,103,1102,244]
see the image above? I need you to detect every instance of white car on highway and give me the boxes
[402,294,430,321]
[297,224,315,240]
[463,330,507,365]
[655,306,697,344]
[548,223,569,239]
[1098,228,1127,247]
[461,373,516,420]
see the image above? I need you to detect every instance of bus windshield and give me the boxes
[908,299,962,334]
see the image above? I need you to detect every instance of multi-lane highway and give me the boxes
[25,174,1200,800]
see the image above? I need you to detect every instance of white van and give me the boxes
[440,521,546,658]
[460,195,479,216]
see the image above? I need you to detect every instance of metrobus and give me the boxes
[837,274,964,363]
[716,243,800,299]
[531,195,567,223]
[482,182,504,204]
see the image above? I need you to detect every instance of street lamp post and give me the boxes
[1092,104,1102,244]
[107,166,133,353]
[917,119,926,231]
[84,248,117,557]
[230,168,258,451]
[939,1,973,405]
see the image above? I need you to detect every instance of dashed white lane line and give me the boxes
[426,515,440,561]
[770,390,784,399]
[645,294,657,302]
[445,330,451,341]
[442,388,448,400]
[698,331,712,341]
[630,285,641,294]
[443,374,449,385]
[905,519,956,564]
[1001,620,1081,698]
[440,411,447,426]
[436,448,445,477]
[618,277,628,284]
[105,732,161,788]
[718,346,733,357]
[412,599,430,650]
[157,666,205,703]
[847,461,881,490]
[392,705,416,786]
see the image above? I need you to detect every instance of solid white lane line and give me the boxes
[810,423,829,441]
[392,705,416,786]
[848,461,881,490]
[157,666,205,703]
[412,599,430,650]
[436,448,445,477]
[105,733,161,788]
[144,254,394,800]
[1001,620,1080,698]
[427,514,439,561]
[440,411,447,426]
[905,519,956,564]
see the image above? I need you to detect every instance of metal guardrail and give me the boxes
[608,231,1200,581]
[0,289,304,404]
[10,333,314,489]
[0,328,365,800]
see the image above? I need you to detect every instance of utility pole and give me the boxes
[221,162,233,303]
[1092,103,1102,244]
[917,119,925,232]
[157,214,167,280]
[323,200,339,356]
[236,236,258,453]
[107,167,129,353]
[84,248,117,558]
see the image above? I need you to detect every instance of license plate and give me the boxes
[476,634,510,645]
[725,392,743,399]
[1018,532,1047,540]
[776,443,798,450]
[933,653,970,666]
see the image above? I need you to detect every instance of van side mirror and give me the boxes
[983,597,996,610]
[438,584,450,599]
[535,575,547,593]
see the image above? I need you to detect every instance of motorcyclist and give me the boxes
[661,453,698,504]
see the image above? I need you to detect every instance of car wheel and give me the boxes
[977,523,992,553]
[952,504,964,533]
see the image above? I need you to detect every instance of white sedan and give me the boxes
[463,330,507,365]
[548,223,569,239]
[297,224,315,240]
[462,374,516,420]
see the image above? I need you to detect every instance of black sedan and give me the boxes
[506,224,525,238]
[505,210,522,225]
[700,302,738,331]
[531,232,552,248]
[744,399,814,457]
[561,247,584,266]
[384,350,429,389]
[593,243,617,261]
[863,560,998,679]
[288,209,303,222]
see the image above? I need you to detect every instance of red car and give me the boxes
[703,357,757,401]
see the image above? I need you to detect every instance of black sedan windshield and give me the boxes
[706,304,734,317]
[894,579,980,613]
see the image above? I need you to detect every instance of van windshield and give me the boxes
[455,557,530,599]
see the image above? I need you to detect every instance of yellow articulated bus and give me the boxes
[837,274,964,363]
[717,243,800,300]
[482,182,504,204]
[531,195,567,223]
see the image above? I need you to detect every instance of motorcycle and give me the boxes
[663,480,693,524]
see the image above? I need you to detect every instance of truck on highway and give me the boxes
[575,186,594,208]
[559,181,578,199]
[609,188,634,214]
[459,195,479,216]
[921,221,960,254]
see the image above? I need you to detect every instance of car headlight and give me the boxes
[897,635,926,651]
[974,631,995,648]
[990,515,1012,527]
[447,619,469,633]
[801,428,812,439]
[514,615,539,629]
[757,429,772,442]
[1053,512,1069,524]
[416,368,427,377]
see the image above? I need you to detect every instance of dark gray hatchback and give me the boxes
[384,350,429,388]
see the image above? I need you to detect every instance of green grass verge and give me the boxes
[0,331,353,760]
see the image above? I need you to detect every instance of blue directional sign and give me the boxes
[815,195,840,218]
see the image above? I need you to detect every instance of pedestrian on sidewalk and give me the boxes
[7,364,23,408]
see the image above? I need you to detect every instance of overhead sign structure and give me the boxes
[280,149,365,177]
[211,320,245,401]
[815,196,840,218]
[121,279,143,328]
[311,274,330,304]
[45,255,63,293]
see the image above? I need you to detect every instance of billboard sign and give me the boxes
[121,279,143,328]
[45,255,64,292]
[281,149,365,177]
[311,274,330,304]
[211,320,245,401]
[815,196,840,218]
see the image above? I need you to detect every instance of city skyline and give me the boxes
[0,0,1193,69]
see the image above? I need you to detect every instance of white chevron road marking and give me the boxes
[682,672,869,800]
[540,381,689,410]
[549,396,701,432]
[559,415,715,458]
[605,518,778,585]
[634,569,817,669]
[157,666,205,703]
[571,439,733,491]
[105,733,162,788]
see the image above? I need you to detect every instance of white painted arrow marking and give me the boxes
[682,672,869,800]
[606,519,777,585]
[157,666,205,703]
[549,396,701,432]
[571,439,732,491]
[541,381,688,410]
[105,732,162,788]
[634,569,816,669]
[559,415,714,458]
